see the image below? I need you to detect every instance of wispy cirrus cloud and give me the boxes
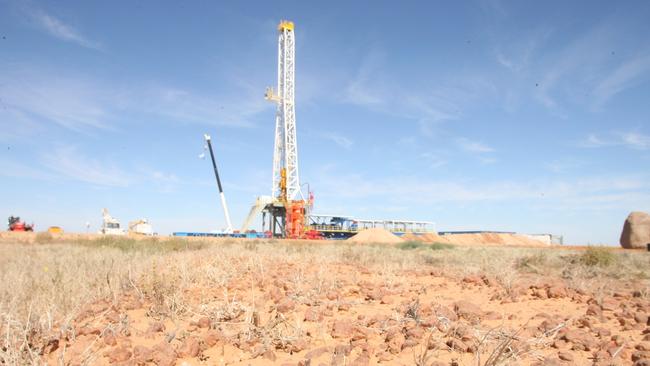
[420,152,447,169]
[579,134,610,148]
[42,146,132,187]
[493,29,549,74]
[313,168,650,211]
[530,25,613,115]
[0,69,109,131]
[30,146,184,191]
[343,49,385,106]
[592,54,650,107]
[489,17,650,116]
[578,131,650,150]
[342,47,500,136]
[532,26,649,112]
[0,156,57,181]
[322,133,353,149]
[30,9,103,50]
[146,86,269,128]
[0,65,271,133]
[149,171,181,193]
[456,137,497,164]
[544,158,585,173]
[456,137,495,153]
[621,132,650,150]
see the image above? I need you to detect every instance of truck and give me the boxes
[7,216,34,232]
[99,208,124,235]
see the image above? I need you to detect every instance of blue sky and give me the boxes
[1,1,649,244]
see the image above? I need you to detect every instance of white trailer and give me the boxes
[128,219,154,236]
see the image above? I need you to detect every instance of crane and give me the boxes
[203,133,233,233]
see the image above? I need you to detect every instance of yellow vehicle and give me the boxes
[47,226,63,234]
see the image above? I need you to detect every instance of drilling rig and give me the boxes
[261,20,311,239]
[174,20,433,239]
[180,20,435,240]
[234,20,435,240]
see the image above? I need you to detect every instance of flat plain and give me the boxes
[1,234,649,365]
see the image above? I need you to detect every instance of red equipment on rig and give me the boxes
[285,200,305,239]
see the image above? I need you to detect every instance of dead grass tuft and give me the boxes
[515,252,548,273]
[578,246,618,267]
[34,232,53,244]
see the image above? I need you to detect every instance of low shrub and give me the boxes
[516,252,548,272]
[429,242,455,250]
[579,246,617,267]
[398,241,454,250]
[398,241,426,250]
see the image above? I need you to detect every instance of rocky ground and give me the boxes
[1,238,649,365]
[43,258,650,365]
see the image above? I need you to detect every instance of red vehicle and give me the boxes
[8,216,34,232]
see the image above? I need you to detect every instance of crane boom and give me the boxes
[204,134,233,233]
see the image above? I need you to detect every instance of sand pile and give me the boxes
[383,231,545,246]
[420,232,445,242]
[399,232,446,242]
[437,233,547,247]
[347,228,404,244]
[401,233,425,241]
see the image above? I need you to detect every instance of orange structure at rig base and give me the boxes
[285,201,305,239]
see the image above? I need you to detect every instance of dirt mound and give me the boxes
[400,232,447,242]
[620,211,650,249]
[401,233,425,241]
[437,233,547,247]
[420,232,445,242]
[399,232,534,246]
[347,228,403,244]
[500,233,547,246]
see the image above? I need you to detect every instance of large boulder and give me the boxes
[620,211,650,249]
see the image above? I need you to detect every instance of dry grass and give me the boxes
[0,237,648,364]
[577,246,618,267]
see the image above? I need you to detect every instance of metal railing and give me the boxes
[306,224,434,234]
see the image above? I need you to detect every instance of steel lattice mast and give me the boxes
[266,20,301,201]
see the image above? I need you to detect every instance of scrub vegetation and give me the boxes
[0,237,648,365]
